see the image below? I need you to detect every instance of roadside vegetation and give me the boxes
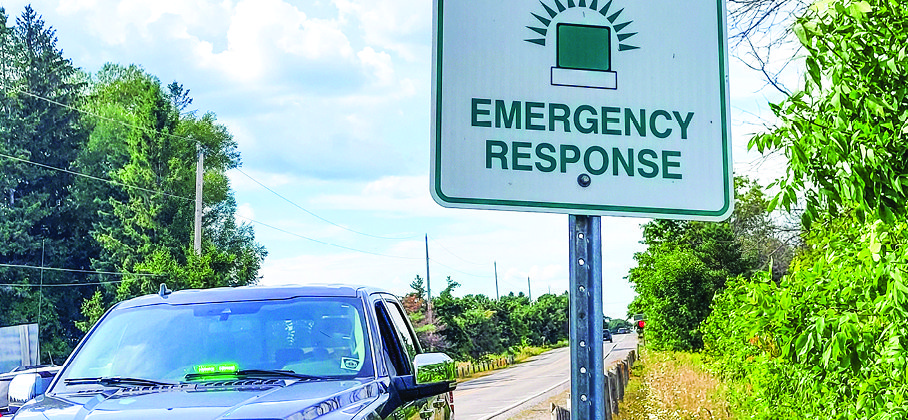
[615,350,734,420]
[632,0,908,418]
[402,275,572,362]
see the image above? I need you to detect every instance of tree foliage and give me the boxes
[422,277,569,360]
[751,0,908,226]
[704,1,908,418]
[0,6,265,362]
[628,177,789,351]
[629,220,751,351]
[0,5,94,361]
[81,64,265,302]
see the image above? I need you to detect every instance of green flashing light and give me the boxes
[194,362,239,375]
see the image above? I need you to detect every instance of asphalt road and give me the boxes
[453,333,639,420]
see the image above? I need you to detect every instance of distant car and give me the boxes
[617,327,629,334]
[603,329,613,342]
[12,284,456,420]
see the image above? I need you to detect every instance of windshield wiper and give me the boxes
[184,369,323,382]
[64,377,176,387]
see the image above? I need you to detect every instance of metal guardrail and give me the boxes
[455,355,516,378]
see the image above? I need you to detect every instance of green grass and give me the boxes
[614,349,739,420]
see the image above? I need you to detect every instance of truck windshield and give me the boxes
[56,297,373,389]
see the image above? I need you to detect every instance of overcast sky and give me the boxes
[1,0,794,318]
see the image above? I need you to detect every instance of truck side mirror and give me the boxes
[7,372,49,413]
[414,353,455,385]
[393,353,457,403]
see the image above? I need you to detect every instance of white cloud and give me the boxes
[313,175,446,217]
[195,0,355,82]
[333,0,431,62]
[56,0,233,46]
[236,202,255,221]
[361,175,423,199]
[258,252,422,294]
[52,0,362,86]
[228,169,280,192]
[357,46,394,86]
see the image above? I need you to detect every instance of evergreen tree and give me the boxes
[0,6,265,361]
[0,5,91,361]
[81,64,265,303]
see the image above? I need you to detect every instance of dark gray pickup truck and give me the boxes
[10,284,456,419]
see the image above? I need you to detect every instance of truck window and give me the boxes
[384,300,420,360]
[375,299,412,376]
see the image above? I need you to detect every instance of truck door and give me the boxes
[374,295,448,420]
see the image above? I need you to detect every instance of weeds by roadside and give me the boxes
[513,340,569,363]
[616,350,734,420]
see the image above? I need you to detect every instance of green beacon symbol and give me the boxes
[552,23,617,89]
[525,0,638,90]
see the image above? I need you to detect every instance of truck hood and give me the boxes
[13,378,387,420]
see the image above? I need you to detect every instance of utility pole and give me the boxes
[425,234,433,324]
[494,261,499,300]
[528,276,532,302]
[194,151,204,254]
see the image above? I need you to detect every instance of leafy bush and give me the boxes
[705,0,908,417]
[704,219,908,418]
[407,276,570,361]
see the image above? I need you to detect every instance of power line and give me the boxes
[3,84,422,243]
[428,237,488,266]
[240,213,500,277]
[235,216,421,260]
[0,83,195,202]
[0,262,161,277]
[0,280,125,288]
[428,257,492,279]
[5,84,516,282]
[0,151,193,201]
[234,168,418,241]
[2,84,194,146]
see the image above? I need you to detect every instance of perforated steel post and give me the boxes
[569,215,605,420]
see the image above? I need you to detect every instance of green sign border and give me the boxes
[432,0,732,218]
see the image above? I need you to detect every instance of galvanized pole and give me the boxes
[569,215,605,420]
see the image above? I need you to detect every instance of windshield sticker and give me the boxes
[340,358,361,371]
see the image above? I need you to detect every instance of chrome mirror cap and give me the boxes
[7,372,40,412]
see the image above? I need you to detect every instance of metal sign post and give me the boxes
[569,215,605,419]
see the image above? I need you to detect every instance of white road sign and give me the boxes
[430,0,733,221]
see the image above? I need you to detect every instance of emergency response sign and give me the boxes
[430,0,733,220]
